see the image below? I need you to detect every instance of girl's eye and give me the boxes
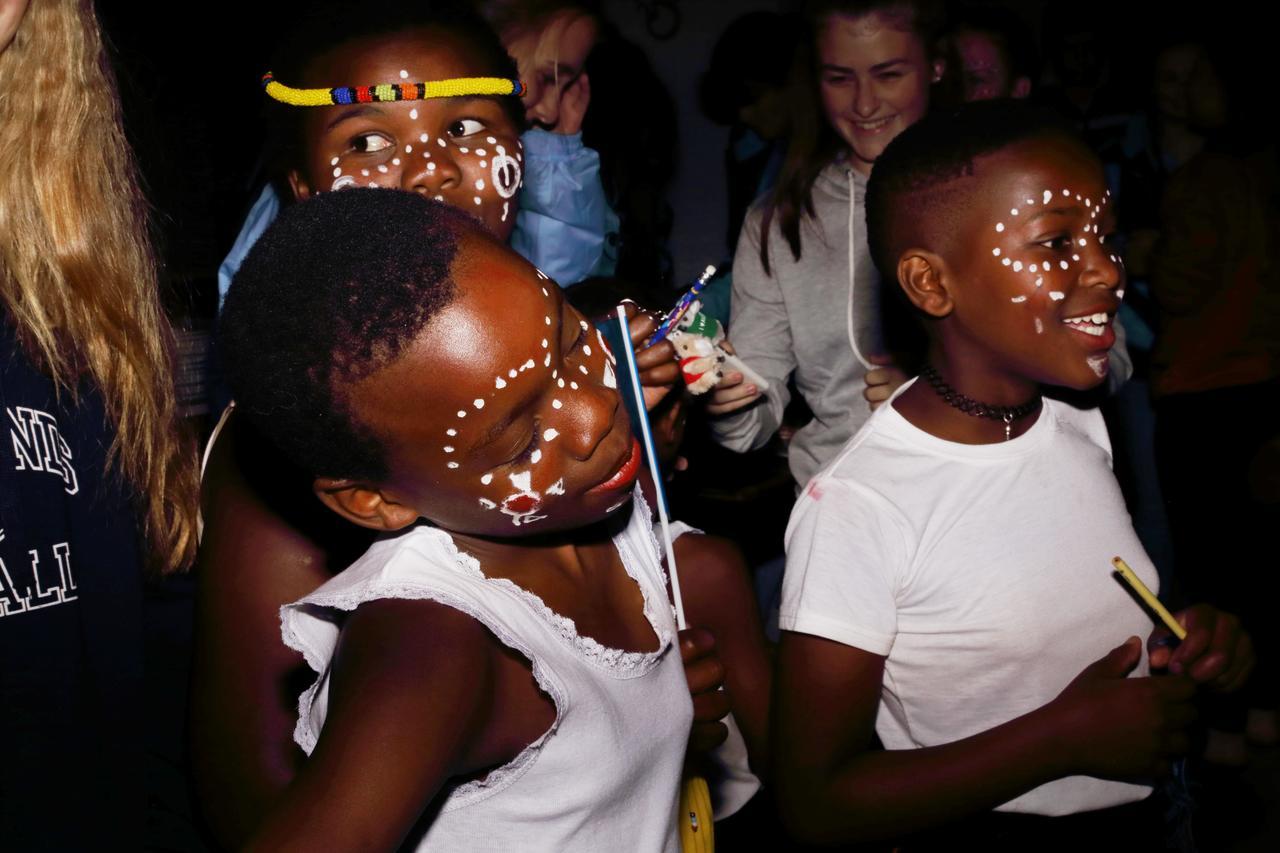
[510,424,540,467]
[822,73,852,86]
[351,133,393,154]
[1036,235,1072,251]
[448,118,486,138]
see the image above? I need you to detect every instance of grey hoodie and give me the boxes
[711,160,883,488]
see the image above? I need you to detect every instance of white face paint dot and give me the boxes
[459,147,468,154]
[1025,198,1034,206]
[1030,264,1038,273]
[409,108,419,120]
[486,136,496,144]
[540,338,548,349]
[1012,261,1023,272]
[457,410,466,418]
[509,369,518,378]
[583,345,592,356]
[1059,260,1069,270]
[438,137,447,147]
[545,316,552,325]
[443,446,454,453]
[330,156,340,166]
[495,377,506,389]
[1072,254,1080,262]
[476,149,486,157]
[1049,291,1065,301]
[420,133,429,143]
[552,399,562,409]
[474,399,485,409]
[361,169,369,177]
[1011,208,1019,216]
[447,462,459,469]
[995,223,1005,232]
[1011,295,1027,303]
[524,359,535,370]
[1035,276,1043,287]
[530,449,542,464]
[377,164,388,173]
[399,69,409,79]
[544,352,551,367]
[993,247,1001,256]
[557,378,565,388]
[447,428,457,437]
[332,167,342,178]
[474,197,482,205]
[1035,317,1044,333]
[543,428,559,442]
[481,473,493,485]
[1043,190,1053,204]
[475,179,485,191]
[1086,198,1092,207]
[578,364,589,375]
[427,162,436,171]
[392,158,400,166]
[1002,257,1011,266]
[1079,238,1087,246]
[570,381,579,390]
[480,161,487,169]
[405,144,412,153]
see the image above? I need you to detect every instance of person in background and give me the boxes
[0,0,198,846]
[942,3,1036,102]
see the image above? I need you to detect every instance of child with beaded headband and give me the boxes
[193,3,768,845]
[773,100,1252,847]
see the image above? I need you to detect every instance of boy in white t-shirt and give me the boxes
[773,101,1254,848]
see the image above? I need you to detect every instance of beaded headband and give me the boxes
[261,72,525,107]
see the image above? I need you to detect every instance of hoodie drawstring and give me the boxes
[846,168,873,370]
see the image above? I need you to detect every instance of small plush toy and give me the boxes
[667,301,770,396]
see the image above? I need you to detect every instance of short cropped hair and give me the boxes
[865,99,1080,281]
[221,189,471,481]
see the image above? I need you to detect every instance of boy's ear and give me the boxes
[897,250,954,319]
[313,477,419,532]
[288,169,314,202]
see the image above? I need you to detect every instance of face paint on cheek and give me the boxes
[1035,317,1044,334]
[500,470,546,526]
[603,359,616,389]
[1087,354,1109,377]
[331,175,357,191]
[491,144,522,199]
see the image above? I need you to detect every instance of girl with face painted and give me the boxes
[706,0,946,490]
[193,5,768,846]
[0,0,199,845]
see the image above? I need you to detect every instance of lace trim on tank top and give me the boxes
[443,488,675,679]
[282,582,567,812]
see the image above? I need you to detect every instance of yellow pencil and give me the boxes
[1112,556,1187,641]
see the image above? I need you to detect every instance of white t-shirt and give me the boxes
[781,383,1158,816]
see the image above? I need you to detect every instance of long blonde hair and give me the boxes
[480,1,598,82]
[0,0,198,573]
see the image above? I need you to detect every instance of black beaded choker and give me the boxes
[920,365,1041,441]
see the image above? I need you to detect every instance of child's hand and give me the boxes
[863,354,908,410]
[621,304,680,410]
[1148,604,1253,691]
[680,627,731,753]
[706,342,762,416]
[1050,637,1197,778]
[557,72,590,136]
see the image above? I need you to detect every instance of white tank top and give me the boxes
[281,488,690,852]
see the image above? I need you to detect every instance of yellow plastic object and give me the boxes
[679,774,714,852]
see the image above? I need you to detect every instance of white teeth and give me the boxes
[1062,312,1111,336]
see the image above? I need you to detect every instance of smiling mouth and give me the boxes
[1062,311,1112,337]
[852,115,896,132]
[589,438,641,494]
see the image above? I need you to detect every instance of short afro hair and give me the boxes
[221,189,475,481]
[865,99,1082,281]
